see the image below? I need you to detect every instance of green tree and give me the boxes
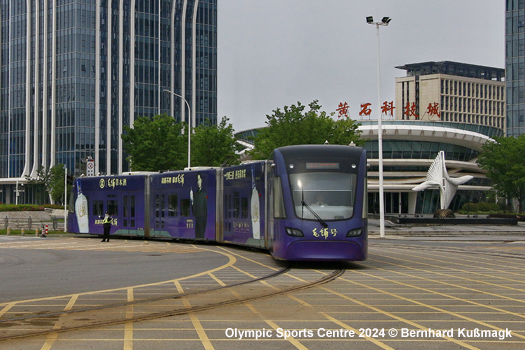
[49,164,66,204]
[191,117,242,167]
[25,164,67,204]
[121,114,187,171]
[250,100,362,159]
[24,166,50,204]
[477,135,525,212]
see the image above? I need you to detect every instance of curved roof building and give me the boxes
[359,121,501,214]
[235,120,501,214]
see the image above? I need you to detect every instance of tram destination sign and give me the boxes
[306,162,340,170]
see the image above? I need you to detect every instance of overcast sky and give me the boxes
[217,0,505,132]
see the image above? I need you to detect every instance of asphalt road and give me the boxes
[1,231,525,349]
[0,237,230,302]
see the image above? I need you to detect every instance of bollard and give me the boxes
[21,228,25,236]
[41,224,48,238]
[35,228,39,237]
[6,228,10,236]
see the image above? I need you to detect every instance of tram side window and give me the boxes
[181,198,191,217]
[274,177,286,219]
[123,196,129,227]
[123,196,128,217]
[69,190,75,213]
[155,195,165,218]
[225,193,232,218]
[131,196,135,217]
[93,200,103,216]
[107,200,118,216]
[233,191,240,218]
[241,197,248,219]
[168,194,178,217]
[131,195,136,227]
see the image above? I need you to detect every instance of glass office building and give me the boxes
[0,0,217,204]
[507,0,525,136]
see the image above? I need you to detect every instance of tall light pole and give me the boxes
[15,180,24,205]
[64,166,67,232]
[164,89,191,168]
[367,16,391,239]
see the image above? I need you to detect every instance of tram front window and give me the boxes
[290,173,356,220]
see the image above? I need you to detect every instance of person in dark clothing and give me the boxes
[102,212,112,242]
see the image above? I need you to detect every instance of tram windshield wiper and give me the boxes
[301,200,328,228]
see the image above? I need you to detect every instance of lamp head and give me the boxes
[381,17,391,24]
[366,16,374,24]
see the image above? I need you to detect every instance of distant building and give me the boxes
[395,61,505,132]
[506,1,525,136]
[235,120,502,214]
[0,1,217,204]
[359,121,501,214]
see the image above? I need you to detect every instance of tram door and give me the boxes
[121,194,137,236]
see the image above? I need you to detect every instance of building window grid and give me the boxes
[1,1,217,180]
[440,78,505,127]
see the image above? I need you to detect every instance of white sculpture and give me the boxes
[412,151,473,210]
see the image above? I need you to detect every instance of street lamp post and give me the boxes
[163,89,192,169]
[366,16,391,239]
[64,167,67,232]
[15,180,24,205]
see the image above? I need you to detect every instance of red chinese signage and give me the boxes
[335,101,440,120]
[336,102,349,118]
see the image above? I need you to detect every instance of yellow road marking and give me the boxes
[373,248,525,285]
[342,267,525,340]
[0,303,14,317]
[321,285,481,350]
[174,281,214,350]
[124,288,134,350]
[370,255,525,305]
[265,320,308,350]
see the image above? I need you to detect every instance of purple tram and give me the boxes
[68,144,367,261]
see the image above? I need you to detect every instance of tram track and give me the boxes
[0,266,344,341]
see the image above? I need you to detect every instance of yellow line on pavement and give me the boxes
[0,303,14,317]
[265,320,308,350]
[370,255,525,304]
[321,285,481,350]
[342,267,525,340]
[174,281,214,350]
[124,288,134,350]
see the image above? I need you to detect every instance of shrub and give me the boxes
[460,202,500,213]
[461,203,477,212]
[0,204,45,212]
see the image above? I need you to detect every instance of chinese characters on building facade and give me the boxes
[337,101,441,119]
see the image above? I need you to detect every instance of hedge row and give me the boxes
[0,204,64,212]
[457,202,509,214]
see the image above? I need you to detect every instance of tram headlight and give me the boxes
[285,227,304,237]
[346,228,363,237]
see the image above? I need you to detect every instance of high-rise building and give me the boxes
[0,0,217,204]
[506,0,525,136]
[395,61,505,132]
